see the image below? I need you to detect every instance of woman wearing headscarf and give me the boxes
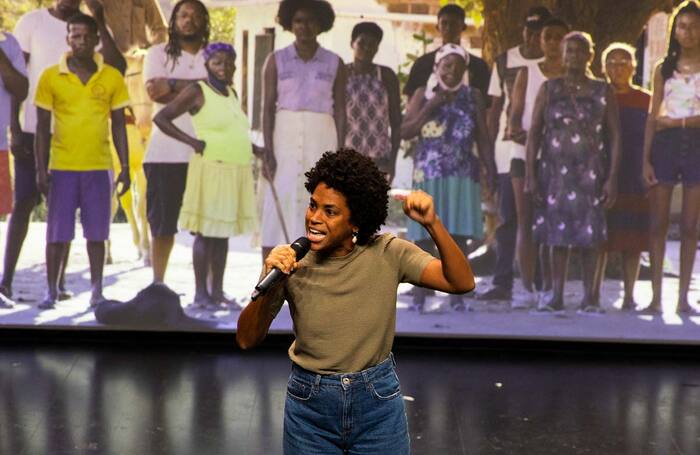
[154,42,257,309]
[402,43,496,311]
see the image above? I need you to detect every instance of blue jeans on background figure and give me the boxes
[283,353,410,454]
[492,172,516,290]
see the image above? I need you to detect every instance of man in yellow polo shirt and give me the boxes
[34,13,130,310]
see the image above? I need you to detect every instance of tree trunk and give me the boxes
[481,0,680,74]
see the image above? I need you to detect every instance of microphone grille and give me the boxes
[291,237,311,259]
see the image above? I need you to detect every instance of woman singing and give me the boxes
[237,149,475,454]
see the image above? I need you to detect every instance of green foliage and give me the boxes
[0,0,52,31]
[439,0,484,26]
[208,7,237,44]
[166,0,237,45]
[396,30,433,90]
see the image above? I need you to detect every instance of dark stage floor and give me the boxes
[1,338,699,455]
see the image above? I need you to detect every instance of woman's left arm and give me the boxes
[398,191,475,293]
[333,57,348,146]
[153,84,206,153]
[602,84,622,209]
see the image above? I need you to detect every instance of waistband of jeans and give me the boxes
[291,353,396,385]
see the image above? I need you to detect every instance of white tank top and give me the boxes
[663,71,700,119]
[522,62,547,131]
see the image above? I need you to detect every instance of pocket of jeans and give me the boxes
[287,378,314,401]
[371,371,401,400]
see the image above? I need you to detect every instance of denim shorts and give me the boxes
[283,353,410,454]
[651,127,700,186]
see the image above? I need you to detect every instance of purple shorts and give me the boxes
[46,170,112,243]
[13,133,42,206]
[651,128,700,186]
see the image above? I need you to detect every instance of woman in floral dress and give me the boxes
[402,44,496,311]
[525,32,622,314]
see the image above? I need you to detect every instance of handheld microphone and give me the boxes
[251,237,311,301]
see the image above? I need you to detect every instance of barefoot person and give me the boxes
[3,0,125,301]
[34,13,130,309]
[0,29,28,308]
[154,42,257,309]
[595,43,651,311]
[237,149,476,454]
[643,0,700,315]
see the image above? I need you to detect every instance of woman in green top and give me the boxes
[154,42,257,309]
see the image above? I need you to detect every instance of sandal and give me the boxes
[531,303,564,315]
[638,306,661,315]
[38,298,56,310]
[577,305,605,316]
[0,292,15,309]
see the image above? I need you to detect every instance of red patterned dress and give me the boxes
[603,87,651,252]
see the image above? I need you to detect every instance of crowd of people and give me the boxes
[0,0,698,316]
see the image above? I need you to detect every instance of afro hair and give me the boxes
[304,149,390,245]
[277,0,335,33]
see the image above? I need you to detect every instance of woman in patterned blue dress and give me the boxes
[525,32,622,314]
[402,44,496,311]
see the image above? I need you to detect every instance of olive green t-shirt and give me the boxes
[268,233,434,374]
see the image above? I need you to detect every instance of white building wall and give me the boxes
[230,0,429,117]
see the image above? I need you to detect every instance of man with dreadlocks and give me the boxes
[143,0,209,285]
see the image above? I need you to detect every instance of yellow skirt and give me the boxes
[179,154,258,238]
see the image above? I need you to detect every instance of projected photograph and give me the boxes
[1,0,699,345]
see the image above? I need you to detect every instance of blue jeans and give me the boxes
[492,172,516,290]
[283,353,410,454]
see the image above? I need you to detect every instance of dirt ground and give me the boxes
[0,222,699,345]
